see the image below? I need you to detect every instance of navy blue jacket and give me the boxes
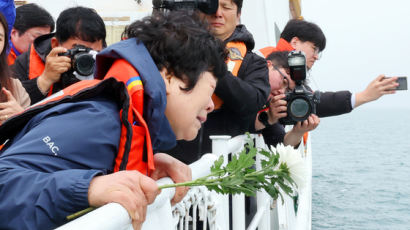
[0,96,121,229]
[0,39,176,229]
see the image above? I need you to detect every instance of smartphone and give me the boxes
[396,76,408,90]
[385,76,407,90]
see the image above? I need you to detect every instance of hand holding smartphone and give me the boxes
[384,76,407,90]
[395,76,408,90]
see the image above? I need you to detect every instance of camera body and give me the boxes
[279,51,320,125]
[58,45,97,79]
[152,0,218,14]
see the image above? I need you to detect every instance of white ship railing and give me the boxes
[57,133,312,230]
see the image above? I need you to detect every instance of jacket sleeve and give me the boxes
[214,52,270,118]
[11,51,46,105]
[0,98,121,229]
[261,123,286,147]
[316,90,353,117]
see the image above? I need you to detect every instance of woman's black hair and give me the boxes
[123,11,227,91]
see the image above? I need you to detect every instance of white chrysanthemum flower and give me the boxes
[271,143,307,189]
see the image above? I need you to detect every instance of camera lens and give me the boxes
[74,54,95,76]
[289,98,310,119]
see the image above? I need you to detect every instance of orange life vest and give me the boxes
[7,48,17,65]
[27,45,54,96]
[258,38,295,58]
[102,59,154,174]
[212,41,247,110]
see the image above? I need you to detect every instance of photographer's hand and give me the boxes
[355,75,398,108]
[255,94,287,131]
[268,93,287,124]
[37,47,71,95]
[284,114,320,147]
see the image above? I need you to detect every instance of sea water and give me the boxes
[311,107,410,230]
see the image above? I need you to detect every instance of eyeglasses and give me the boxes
[273,66,291,92]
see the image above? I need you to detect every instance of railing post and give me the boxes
[255,134,271,230]
[210,135,231,230]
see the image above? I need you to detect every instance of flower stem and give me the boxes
[67,207,95,221]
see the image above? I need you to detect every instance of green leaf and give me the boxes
[211,155,224,173]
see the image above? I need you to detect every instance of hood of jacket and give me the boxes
[225,24,255,51]
[32,33,54,62]
[0,0,15,53]
[95,38,176,152]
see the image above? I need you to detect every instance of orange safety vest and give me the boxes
[27,45,54,96]
[258,38,295,58]
[0,74,154,175]
[7,48,17,65]
[212,41,247,110]
[102,59,154,174]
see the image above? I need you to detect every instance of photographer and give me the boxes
[259,19,399,117]
[169,0,270,163]
[11,6,106,105]
[254,51,319,147]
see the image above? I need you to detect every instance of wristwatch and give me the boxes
[258,111,272,127]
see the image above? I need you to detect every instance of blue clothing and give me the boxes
[0,96,121,229]
[0,0,15,54]
[96,38,176,152]
[0,39,176,229]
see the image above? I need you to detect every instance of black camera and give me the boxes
[279,51,320,125]
[152,0,218,14]
[58,45,97,79]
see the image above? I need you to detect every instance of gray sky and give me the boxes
[301,0,410,109]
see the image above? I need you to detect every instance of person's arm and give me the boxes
[215,53,270,118]
[11,47,71,105]
[261,122,286,147]
[315,91,353,117]
[0,97,123,229]
[354,75,398,108]
[36,47,71,94]
[12,50,48,104]
[283,114,320,147]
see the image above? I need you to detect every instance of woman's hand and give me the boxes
[0,87,25,123]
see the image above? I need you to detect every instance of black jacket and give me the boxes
[11,33,76,105]
[317,90,353,117]
[169,25,270,163]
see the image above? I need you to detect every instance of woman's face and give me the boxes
[0,23,5,55]
[163,70,216,141]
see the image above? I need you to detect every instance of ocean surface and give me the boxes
[310,108,410,230]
